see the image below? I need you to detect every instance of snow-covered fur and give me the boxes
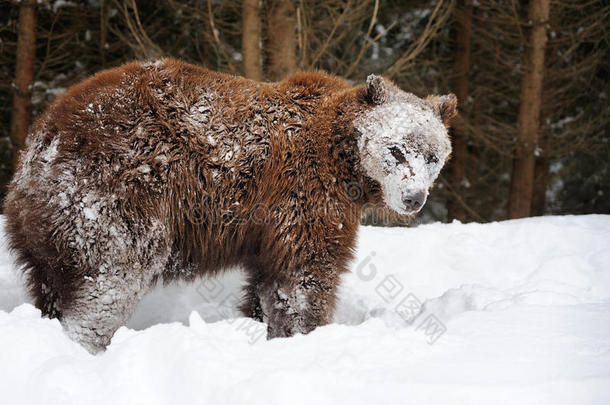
[356,76,454,215]
[3,58,456,353]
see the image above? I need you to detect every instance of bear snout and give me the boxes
[402,191,427,212]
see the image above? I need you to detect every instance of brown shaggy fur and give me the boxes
[3,58,455,353]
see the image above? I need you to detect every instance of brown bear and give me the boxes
[3,58,456,353]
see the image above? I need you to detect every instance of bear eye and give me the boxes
[426,153,439,164]
[389,147,407,164]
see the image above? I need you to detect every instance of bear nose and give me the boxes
[402,191,427,212]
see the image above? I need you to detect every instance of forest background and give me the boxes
[1,0,608,224]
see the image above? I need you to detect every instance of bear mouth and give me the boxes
[388,204,422,217]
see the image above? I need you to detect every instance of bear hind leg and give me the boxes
[60,271,155,354]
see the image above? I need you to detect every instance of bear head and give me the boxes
[355,74,457,215]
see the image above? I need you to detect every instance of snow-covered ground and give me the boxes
[1,215,610,404]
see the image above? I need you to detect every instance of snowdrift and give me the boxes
[1,215,609,404]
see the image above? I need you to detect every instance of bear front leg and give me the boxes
[239,271,264,322]
[258,266,340,339]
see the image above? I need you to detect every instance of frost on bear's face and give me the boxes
[355,75,456,215]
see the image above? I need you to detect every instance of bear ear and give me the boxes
[428,94,458,126]
[365,74,387,105]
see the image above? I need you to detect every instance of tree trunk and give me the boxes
[100,0,108,67]
[447,0,473,222]
[266,0,297,81]
[242,0,263,81]
[10,0,37,168]
[508,0,550,219]
[531,156,549,216]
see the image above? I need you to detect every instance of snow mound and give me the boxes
[1,215,610,404]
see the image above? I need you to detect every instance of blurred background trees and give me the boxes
[1,0,608,222]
